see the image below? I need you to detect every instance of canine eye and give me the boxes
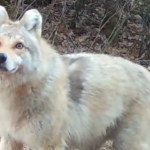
[15,43,24,49]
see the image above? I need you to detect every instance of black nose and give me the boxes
[0,53,7,64]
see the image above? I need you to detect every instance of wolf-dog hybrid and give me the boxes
[0,5,150,150]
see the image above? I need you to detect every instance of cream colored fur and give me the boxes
[0,6,69,150]
[0,5,150,150]
[63,53,150,150]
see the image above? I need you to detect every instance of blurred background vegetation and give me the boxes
[1,0,150,67]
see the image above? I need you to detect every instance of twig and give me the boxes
[18,0,36,19]
[103,1,130,50]
[60,0,79,49]
[89,8,120,49]
[14,0,22,19]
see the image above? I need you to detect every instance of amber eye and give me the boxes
[15,42,24,49]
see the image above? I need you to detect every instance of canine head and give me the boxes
[0,6,43,77]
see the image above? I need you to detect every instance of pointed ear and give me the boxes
[0,6,9,25]
[20,9,42,36]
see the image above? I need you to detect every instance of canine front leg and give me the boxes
[23,132,67,150]
[33,139,67,150]
[113,106,150,150]
[0,137,23,150]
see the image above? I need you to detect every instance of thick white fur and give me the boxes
[0,6,9,25]
[0,6,69,150]
[20,9,42,35]
[63,53,150,150]
[0,5,150,150]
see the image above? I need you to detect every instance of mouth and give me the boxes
[0,66,18,73]
[9,67,18,73]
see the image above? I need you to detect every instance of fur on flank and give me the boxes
[0,5,150,150]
